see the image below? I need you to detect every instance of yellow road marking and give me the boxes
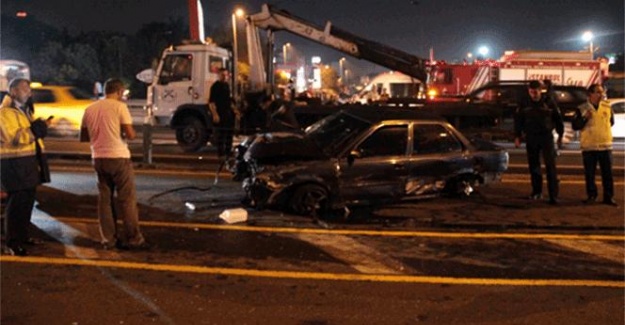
[1,256,622,288]
[37,217,625,241]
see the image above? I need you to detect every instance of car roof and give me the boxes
[340,106,444,123]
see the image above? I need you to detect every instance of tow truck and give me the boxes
[147,3,429,152]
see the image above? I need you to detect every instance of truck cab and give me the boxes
[148,42,232,152]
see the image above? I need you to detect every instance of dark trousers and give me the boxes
[582,150,614,200]
[214,123,234,157]
[526,136,558,199]
[5,188,36,247]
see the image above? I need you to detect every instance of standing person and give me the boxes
[80,78,147,249]
[514,80,564,204]
[0,78,50,256]
[209,68,239,159]
[572,84,617,206]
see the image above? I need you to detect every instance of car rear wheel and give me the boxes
[289,184,329,217]
[176,117,209,152]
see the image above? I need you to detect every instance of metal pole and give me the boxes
[231,13,239,108]
[142,104,154,165]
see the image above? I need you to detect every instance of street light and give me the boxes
[582,31,594,59]
[478,46,489,59]
[231,7,245,107]
[339,57,346,84]
[283,43,291,65]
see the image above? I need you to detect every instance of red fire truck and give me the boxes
[427,50,609,98]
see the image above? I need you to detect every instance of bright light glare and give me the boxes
[234,8,245,17]
[582,31,593,42]
[478,46,489,56]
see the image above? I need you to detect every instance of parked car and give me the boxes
[30,84,94,137]
[231,107,509,217]
[610,98,625,139]
[424,81,588,141]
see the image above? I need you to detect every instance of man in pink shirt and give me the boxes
[80,78,147,250]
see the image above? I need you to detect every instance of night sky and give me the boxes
[3,0,624,71]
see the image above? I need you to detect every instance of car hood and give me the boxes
[244,132,328,164]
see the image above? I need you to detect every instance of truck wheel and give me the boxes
[176,117,209,152]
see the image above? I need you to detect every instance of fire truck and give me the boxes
[427,50,609,98]
[148,2,428,152]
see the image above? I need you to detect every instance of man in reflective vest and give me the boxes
[572,84,617,207]
[0,78,50,256]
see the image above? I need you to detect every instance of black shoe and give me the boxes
[603,198,618,207]
[548,198,559,205]
[115,241,130,250]
[528,193,542,200]
[7,245,27,256]
[583,196,597,204]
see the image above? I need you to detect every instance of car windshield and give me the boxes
[305,111,372,156]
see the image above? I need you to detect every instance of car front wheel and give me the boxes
[289,184,329,217]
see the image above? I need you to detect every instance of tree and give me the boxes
[32,42,100,90]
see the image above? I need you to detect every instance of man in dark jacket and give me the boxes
[208,68,239,159]
[514,80,564,204]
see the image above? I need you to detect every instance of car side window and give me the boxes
[613,102,625,114]
[357,125,408,157]
[413,124,463,155]
[31,89,56,104]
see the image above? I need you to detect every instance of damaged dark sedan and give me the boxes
[231,107,509,217]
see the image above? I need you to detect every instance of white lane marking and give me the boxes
[544,239,625,264]
[293,233,409,274]
[31,210,119,259]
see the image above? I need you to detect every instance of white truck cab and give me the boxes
[148,42,232,152]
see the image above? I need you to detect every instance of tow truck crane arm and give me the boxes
[247,4,427,83]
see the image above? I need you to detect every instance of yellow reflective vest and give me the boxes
[578,100,613,151]
[0,103,43,159]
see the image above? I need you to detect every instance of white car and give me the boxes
[610,98,625,139]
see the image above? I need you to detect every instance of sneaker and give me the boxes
[528,193,542,200]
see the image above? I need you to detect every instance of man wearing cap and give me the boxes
[514,80,564,205]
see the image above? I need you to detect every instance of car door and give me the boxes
[338,123,410,203]
[405,123,468,196]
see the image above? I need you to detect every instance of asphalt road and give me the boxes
[1,167,624,324]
